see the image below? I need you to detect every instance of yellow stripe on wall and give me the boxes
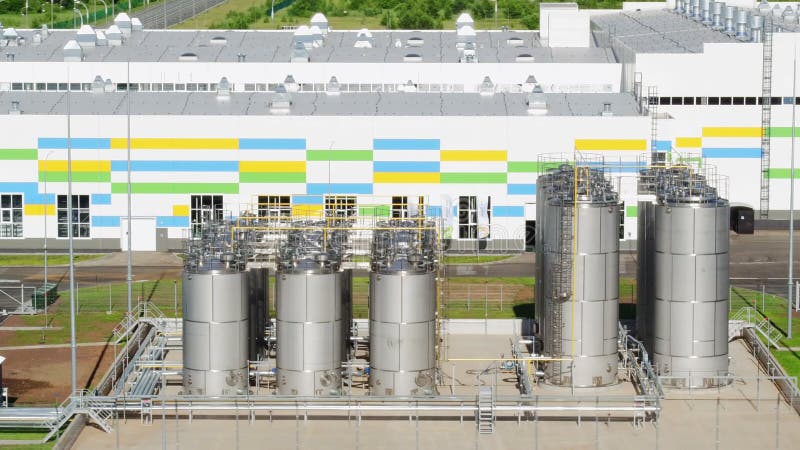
[24,204,55,215]
[173,205,189,216]
[702,127,761,138]
[239,161,306,173]
[675,137,702,148]
[440,150,507,161]
[110,138,238,150]
[39,160,111,172]
[291,205,324,217]
[374,172,441,183]
[574,139,647,151]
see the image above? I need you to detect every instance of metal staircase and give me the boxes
[477,387,495,434]
[730,306,784,348]
[84,396,115,433]
[759,16,774,218]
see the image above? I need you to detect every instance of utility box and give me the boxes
[730,206,754,234]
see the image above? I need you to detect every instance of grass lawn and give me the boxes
[443,255,514,264]
[0,254,105,267]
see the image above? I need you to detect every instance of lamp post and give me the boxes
[73,8,83,27]
[75,0,89,25]
[50,0,54,29]
[43,150,55,332]
[94,0,108,23]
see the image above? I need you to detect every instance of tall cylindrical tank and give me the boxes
[369,220,438,396]
[247,268,269,362]
[182,263,249,396]
[635,166,662,354]
[276,266,343,396]
[538,165,620,387]
[653,172,730,388]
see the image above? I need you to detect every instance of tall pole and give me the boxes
[43,151,55,331]
[126,59,133,322]
[50,0,54,28]
[789,44,797,339]
[67,65,77,395]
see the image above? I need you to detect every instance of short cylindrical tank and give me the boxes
[369,270,437,395]
[724,6,737,34]
[182,264,249,396]
[735,9,750,39]
[712,1,725,28]
[653,188,730,388]
[750,14,764,42]
[276,267,343,396]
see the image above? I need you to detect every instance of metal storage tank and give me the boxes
[653,170,730,388]
[537,164,620,387]
[369,219,438,396]
[247,268,269,362]
[635,163,664,354]
[182,259,249,396]
[275,223,348,396]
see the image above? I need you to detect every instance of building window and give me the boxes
[190,195,223,238]
[459,196,491,239]
[257,195,291,219]
[324,195,357,218]
[57,194,90,238]
[746,97,757,105]
[683,97,694,105]
[0,194,23,238]
[392,196,425,218]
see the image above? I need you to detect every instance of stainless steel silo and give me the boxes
[275,222,348,396]
[183,261,249,396]
[653,170,730,388]
[369,219,438,396]
[537,165,620,387]
[635,164,663,354]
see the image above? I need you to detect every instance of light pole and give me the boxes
[788,44,797,339]
[43,150,55,333]
[75,0,90,25]
[73,9,83,28]
[271,0,274,22]
[50,0,54,29]
[94,0,107,23]
[66,63,78,396]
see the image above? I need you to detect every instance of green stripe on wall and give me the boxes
[111,183,239,194]
[768,127,800,137]
[306,150,373,161]
[240,172,306,183]
[626,205,638,218]
[38,172,110,182]
[507,161,562,173]
[441,173,507,183]
[359,206,391,217]
[0,149,37,160]
[768,168,800,179]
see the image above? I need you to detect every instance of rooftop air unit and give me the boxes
[479,76,494,96]
[114,12,132,37]
[3,28,19,46]
[735,9,749,40]
[217,77,231,98]
[76,25,96,48]
[290,41,310,62]
[106,25,122,46]
[456,25,476,49]
[310,12,329,34]
[284,74,299,92]
[456,12,474,30]
[41,24,49,39]
[527,84,547,115]
[131,17,143,31]
[63,40,82,62]
[326,76,340,95]
[270,85,292,114]
[354,29,373,48]
[95,30,107,47]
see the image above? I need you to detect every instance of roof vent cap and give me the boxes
[326,76,340,95]
[479,76,494,96]
[9,101,20,115]
[217,77,231,98]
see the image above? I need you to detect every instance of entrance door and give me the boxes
[120,217,157,251]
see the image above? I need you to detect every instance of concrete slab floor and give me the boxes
[73,336,800,450]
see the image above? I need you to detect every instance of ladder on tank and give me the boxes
[550,204,573,383]
[759,16,774,218]
[477,387,495,434]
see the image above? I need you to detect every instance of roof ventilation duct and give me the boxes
[217,77,231,98]
[309,25,324,47]
[456,12,474,30]
[723,6,736,35]
[310,12,329,34]
[293,25,313,49]
[701,0,713,25]
[290,41,310,62]
[526,85,547,115]
[237,52,246,62]
[3,28,19,46]
[523,75,538,93]
[95,30,107,46]
[62,40,82,62]
[269,85,292,114]
[735,9,749,40]
[456,25,476,49]
[9,101,20,115]
[32,32,42,45]
[91,75,105,93]
[757,0,771,16]
[284,74,299,92]
[750,14,763,43]
[782,5,796,24]
[326,76,340,95]
[104,78,115,92]
[41,24,49,39]
[459,42,477,63]
[354,29,373,48]
[711,2,725,29]
[407,36,424,47]
[479,76,494,96]
[77,25,97,48]
[601,102,613,117]
[114,13,132,37]
[131,17,143,31]
[106,25,122,46]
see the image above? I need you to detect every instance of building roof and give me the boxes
[0,91,642,116]
[0,29,615,63]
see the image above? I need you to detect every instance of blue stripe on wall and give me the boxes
[0,182,53,204]
[307,183,373,195]
[157,216,190,227]
[425,206,442,217]
[652,140,671,151]
[238,138,306,150]
[373,139,440,151]
[492,206,525,217]
[91,216,120,227]
[702,148,761,158]
[110,161,239,172]
[507,184,536,195]
[91,194,112,205]
[373,161,440,173]
[38,138,110,149]
[292,195,323,205]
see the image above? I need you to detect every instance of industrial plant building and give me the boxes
[0,0,797,252]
